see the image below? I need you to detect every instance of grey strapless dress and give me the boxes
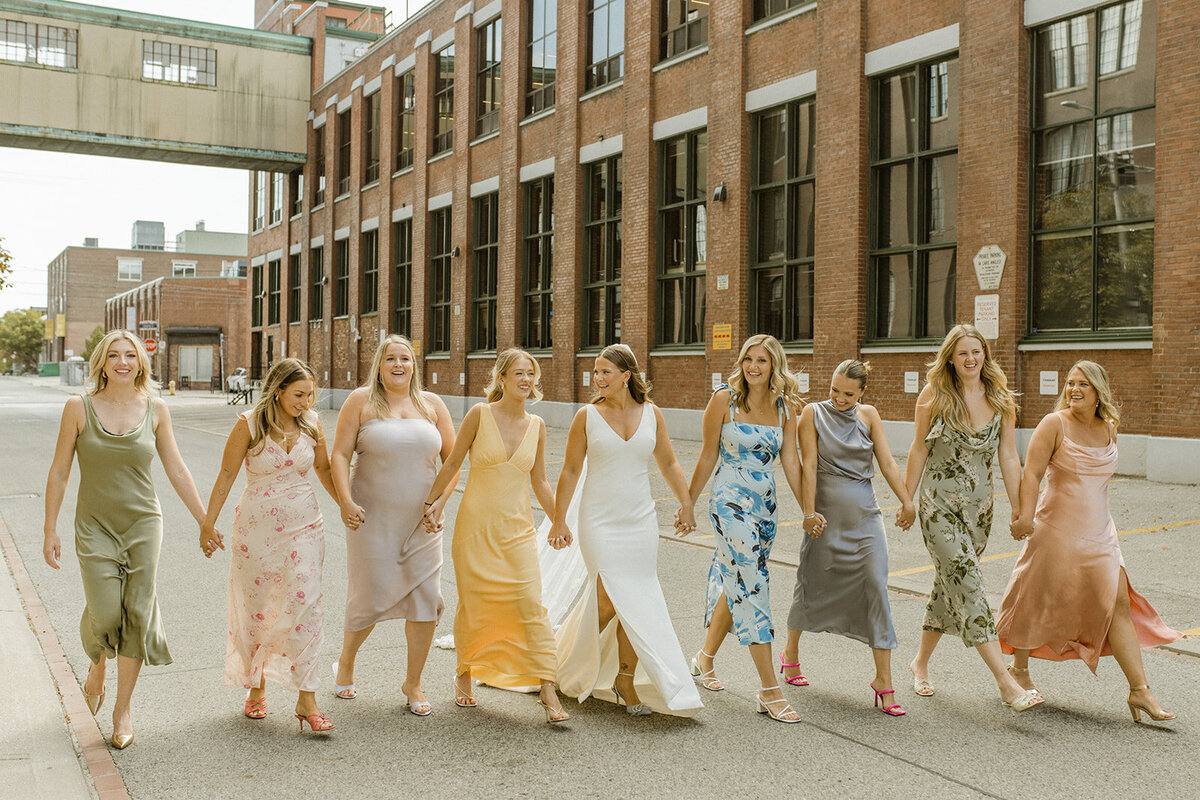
[343,417,444,632]
[787,400,897,649]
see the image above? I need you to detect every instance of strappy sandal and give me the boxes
[1006,664,1038,693]
[690,649,724,691]
[331,662,356,700]
[1128,685,1175,723]
[243,694,267,720]
[453,674,477,708]
[295,711,335,733]
[757,686,801,724]
[613,671,651,716]
[779,653,809,687]
[1002,688,1045,713]
[909,664,934,697]
[871,684,906,716]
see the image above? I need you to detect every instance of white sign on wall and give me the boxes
[797,372,810,394]
[1039,371,1058,395]
[711,372,722,391]
[973,245,1007,291]
[904,371,920,393]
[974,294,1000,340]
[716,275,729,291]
[582,371,590,387]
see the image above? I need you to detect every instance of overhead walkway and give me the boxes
[0,0,311,170]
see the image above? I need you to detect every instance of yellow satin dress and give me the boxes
[452,405,557,688]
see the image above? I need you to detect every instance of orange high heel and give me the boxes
[295,711,335,733]
[243,694,267,719]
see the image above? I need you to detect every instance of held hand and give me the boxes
[422,498,446,533]
[674,505,697,537]
[802,513,826,539]
[895,502,916,531]
[340,501,366,530]
[43,531,61,569]
[199,524,225,558]
[547,521,573,550]
[1009,517,1033,541]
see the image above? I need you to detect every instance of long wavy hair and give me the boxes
[364,334,434,422]
[1055,359,1121,430]
[925,324,1018,431]
[591,344,650,404]
[485,348,543,402]
[87,330,158,397]
[248,358,320,451]
[726,334,805,413]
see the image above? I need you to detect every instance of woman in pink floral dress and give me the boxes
[200,358,340,733]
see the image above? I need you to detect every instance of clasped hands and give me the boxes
[671,506,698,537]
[420,499,445,534]
[199,524,225,558]
[1009,512,1032,541]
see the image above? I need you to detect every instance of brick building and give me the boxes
[45,221,246,361]
[105,276,249,390]
[246,0,1199,482]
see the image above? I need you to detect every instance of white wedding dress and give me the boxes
[553,403,703,717]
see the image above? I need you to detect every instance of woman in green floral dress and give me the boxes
[903,325,1042,712]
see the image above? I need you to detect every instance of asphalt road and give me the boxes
[1,376,1197,800]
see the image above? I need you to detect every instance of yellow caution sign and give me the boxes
[712,324,732,351]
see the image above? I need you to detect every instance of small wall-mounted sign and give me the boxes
[905,371,919,393]
[712,323,732,350]
[1039,371,1058,395]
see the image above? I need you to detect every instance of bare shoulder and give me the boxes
[916,384,934,404]
[422,390,449,413]
[152,396,170,416]
[798,402,815,422]
[63,394,84,415]
[859,403,881,422]
[342,387,369,412]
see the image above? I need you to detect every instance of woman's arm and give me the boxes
[686,389,727,505]
[310,417,340,503]
[422,392,459,532]
[903,385,935,500]
[423,403,479,528]
[549,408,588,548]
[330,390,366,529]
[998,408,1023,522]
[153,399,207,527]
[864,405,915,529]
[779,407,805,520]
[796,404,825,537]
[1010,413,1060,540]
[651,405,696,535]
[198,417,251,557]
[529,417,555,521]
[42,396,84,569]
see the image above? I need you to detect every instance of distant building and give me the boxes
[105,276,249,391]
[44,222,246,361]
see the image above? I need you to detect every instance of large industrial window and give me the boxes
[289,168,304,217]
[393,220,412,337]
[751,97,815,343]
[868,56,959,341]
[396,71,416,170]
[251,264,263,327]
[271,172,284,225]
[336,110,352,196]
[288,253,301,324]
[312,126,326,206]
[657,130,707,346]
[428,209,453,352]
[364,92,380,184]
[433,46,455,155]
[526,0,556,115]
[172,260,197,277]
[582,155,622,347]
[586,0,624,91]
[118,258,143,282]
[753,0,809,22]
[523,177,554,349]
[476,17,502,137]
[309,246,324,320]
[660,1,707,61]
[253,171,266,231]
[361,230,379,315]
[472,194,499,351]
[1,19,76,69]
[142,40,216,86]
[1030,0,1154,335]
[334,239,350,317]
[267,258,281,326]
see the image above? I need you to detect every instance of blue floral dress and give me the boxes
[704,387,785,645]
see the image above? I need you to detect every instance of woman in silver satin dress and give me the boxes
[782,361,916,715]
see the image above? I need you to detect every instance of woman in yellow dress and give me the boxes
[423,348,569,723]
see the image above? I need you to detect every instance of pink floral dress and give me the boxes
[224,410,325,693]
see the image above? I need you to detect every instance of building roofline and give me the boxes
[314,0,445,94]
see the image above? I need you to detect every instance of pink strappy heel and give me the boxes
[871,684,906,716]
[779,654,809,687]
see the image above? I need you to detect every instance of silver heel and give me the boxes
[613,671,651,716]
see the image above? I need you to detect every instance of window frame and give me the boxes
[582,155,622,348]
[288,253,302,323]
[270,172,284,225]
[364,91,381,184]
[655,130,708,347]
[525,0,557,116]
[433,46,455,155]
[267,258,281,326]
[253,171,267,231]
[393,220,413,337]
[471,194,499,351]
[117,257,143,282]
[361,230,379,315]
[396,71,416,170]
[0,20,77,70]
[475,17,502,137]
[172,260,197,278]
[428,209,453,352]
[336,109,352,197]
[309,246,325,321]
[289,168,304,217]
[660,0,708,62]
[586,0,625,91]
[251,263,263,328]
[522,176,555,350]
[141,39,216,87]
[333,239,350,318]
[752,0,809,23]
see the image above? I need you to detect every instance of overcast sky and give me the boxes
[0,0,431,314]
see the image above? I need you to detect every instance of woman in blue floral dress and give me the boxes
[685,334,805,723]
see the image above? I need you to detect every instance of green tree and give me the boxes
[0,237,12,292]
[0,307,44,374]
[82,324,106,361]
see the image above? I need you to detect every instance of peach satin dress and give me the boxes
[997,425,1180,672]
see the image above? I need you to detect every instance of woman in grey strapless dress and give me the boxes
[782,361,916,716]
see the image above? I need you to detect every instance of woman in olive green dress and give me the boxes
[43,330,212,749]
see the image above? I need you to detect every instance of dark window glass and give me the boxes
[361,230,379,314]
[309,247,324,320]
[334,240,350,317]
[751,98,815,342]
[586,0,624,90]
[336,110,352,196]
[288,253,301,323]
[364,92,380,184]
[526,0,557,115]
[433,46,455,155]
[660,0,708,61]
[752,0,808,22]
[472,194,499,350]
[523,176,554,349]
[393,221,412,337]
[312,126,326,206]
[429,209,453,351]
[1031,1,1154,333]
[396,71,416,170]
[476,18,502,137]
[583,156,622,347]
[657,130,706,345]
[868,56,959,340]
[289,168,304,217]
[251,264,263,328]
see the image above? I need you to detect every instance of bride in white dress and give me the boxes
[547,345,703,717]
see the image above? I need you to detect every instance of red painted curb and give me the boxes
[0,515,132,800]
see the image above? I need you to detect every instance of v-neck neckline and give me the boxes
[485,404,535,462]
[593,402,646,443]
[265,431,303,455]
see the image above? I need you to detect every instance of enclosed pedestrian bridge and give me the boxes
[0,0,311,170]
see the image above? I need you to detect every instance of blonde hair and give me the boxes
[248,358,321,451]
[726,334,805,413]
[1055,360,1121,430]
[485,348,543,402]
[364,334,434,422]
[926,324,1019,431]
[87,330,158,396]
[592,344,650,404]
[834,359,873,388]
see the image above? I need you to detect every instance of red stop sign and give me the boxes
[144,338,158,353]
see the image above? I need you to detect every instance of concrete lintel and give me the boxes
[653,107,708,141]
[431,28,455,52]
[334,226,351,241]
[865,24,959,75]
[746,71,816,112]
[361,216,379,232]
[381,54,396,71]
[392,205,414,222]
[428,191,453,210]
[414,30,432,48]
[519,156,555,182]
[1024,0,1106,26]
[336,96,352,113]
[470,175,499,197]
[473,0,501,26]
[250,255,266,267]
[580,134,622,164]
[351,75,365,92]
[325,94,338,109]
[312,111,327,129]
[364,76,382,96]
[266,248,284,262]
[454,2,475,23]
[310,234,325,248]
[289,242,302,255]
[395,53,416,75]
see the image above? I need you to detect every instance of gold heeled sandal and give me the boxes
[1128,685,1175,723]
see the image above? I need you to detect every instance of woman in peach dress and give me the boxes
[201,358,340,733]
[998,361,1180,723]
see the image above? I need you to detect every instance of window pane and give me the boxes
[663,139,686,203]
[693,204,707,267]
[1098,1,1154,113]
[755,187,786,262]
[1096,109,1154,222]
[796,100,816,176]
[588,162,607,219]
[693,131,708,198]
[790,264,815,340]
[874,162,913,248]
[753,266,785,339]
[586,226,607,283]
[877,71,917,159]
[1034,14,1093,127]
[689,274,706,342]
[661,207,685,272]
[873,254,915,339]
[791,182,815,259]
[925,153,957,243]
[660,277,684,343]
[926,59,958,150]
[1034,122,1093,229]
[1096,223,1152,328]
[756,108,788,185]
[1033,231,1092,330]
[924,248,956,338]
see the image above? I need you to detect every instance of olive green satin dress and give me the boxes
[74,396,171,665]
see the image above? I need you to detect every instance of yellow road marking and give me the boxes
[1181,627,1199,637]
[887,517,1200,578]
